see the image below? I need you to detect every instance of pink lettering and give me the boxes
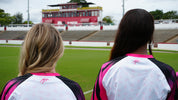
[40,78,49,84]
[133,60,140,64]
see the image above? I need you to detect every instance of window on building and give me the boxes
[54,13,58,17]
[95,11,98,16]
[48,13,52,18]
[68,12,71,17]
[88,11,91,16]
[42,14,45,18]
[92,11,95,16]
[86,11,88,16]
[73,12,76,17]
[71,12,74,17]
[66,12,69,17]
[74,5,78,8]
[77,12,79,17]
[63,6,66,9]
[51,13,54,17]
[62,12,66,17]
[83,12,85,16]
[45,14,48,18]
[52,13,54,17]
[58,13,61,17]
[80,12,82,17]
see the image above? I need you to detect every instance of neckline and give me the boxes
[126,53,154,58]
[31,73,60,76]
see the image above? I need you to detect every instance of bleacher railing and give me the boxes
[0,23,178,31]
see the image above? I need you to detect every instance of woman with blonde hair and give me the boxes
[0,23,85,100]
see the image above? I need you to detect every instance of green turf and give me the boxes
[56,49,109,92]
[0,47,109,99]
[0,47,178,100]
[153,53,178,71]
[0,44,22,46]
[0,47,20,91]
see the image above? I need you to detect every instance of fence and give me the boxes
[0,23,178,31]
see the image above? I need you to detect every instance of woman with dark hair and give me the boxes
[91,9,177,100]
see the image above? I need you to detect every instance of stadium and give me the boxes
[0,1,178,100]
[0,23,178,99]
[0,23,178,49]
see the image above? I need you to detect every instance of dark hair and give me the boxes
[110,9,154,60]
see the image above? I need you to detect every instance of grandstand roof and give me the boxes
[48,2,94,7]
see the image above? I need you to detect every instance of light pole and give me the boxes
[27,0,30,27]
[122,0,125,17]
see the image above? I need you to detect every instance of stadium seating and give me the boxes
[61,31,97,41]
[0,31,27,40]
[165,34,178,43]
[82,30,117,42]
[0,29,178,43]
[153,29,178,43]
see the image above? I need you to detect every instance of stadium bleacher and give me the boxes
[0,29,178,43]
[165,34,178,43]
[61,31,97,41]
[82,30,117,42]
[0,31,27,40]
[153,29,178,43]
[0,31,3,35]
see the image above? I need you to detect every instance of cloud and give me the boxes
[29,9,42,23]
[1,0,178,23]
[146,0,177,1]
[0,0,13,4]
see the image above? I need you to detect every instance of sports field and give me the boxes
[0,46,178,100]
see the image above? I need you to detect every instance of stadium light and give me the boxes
[27,0,30,27]
[122,0,125,17]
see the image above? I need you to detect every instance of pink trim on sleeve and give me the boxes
[176,72,178,86]
[31,73,60,76]
[92,61,114,100]
[126,53,154,58]
[1,80,16,100]
[100,62,114,100]
[5,83,19,100]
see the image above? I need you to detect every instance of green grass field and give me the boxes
[0,46,178,100]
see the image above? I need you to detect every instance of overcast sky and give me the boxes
[0,0,178,24]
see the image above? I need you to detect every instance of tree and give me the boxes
[23,20,33,24]
[13,12,23,24]
[102,16,114,25]
[162,11,178,19]
[149,9,163,20]
[0,9,4,13]
[0,8,14,26]
[150,9,178,20]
